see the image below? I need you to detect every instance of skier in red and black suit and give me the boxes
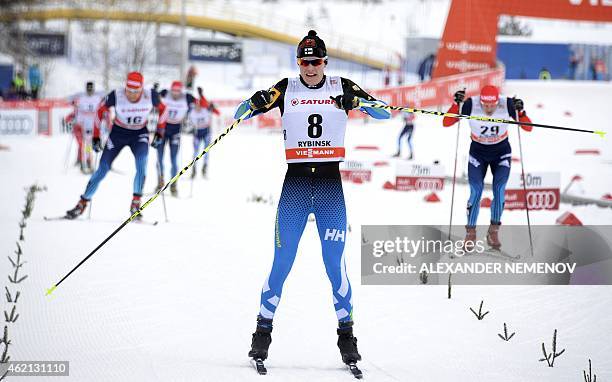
[65,72,167,220]
[443,85,532,249]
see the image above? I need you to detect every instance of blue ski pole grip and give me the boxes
[358,98,392,120]
[234,100,253,120]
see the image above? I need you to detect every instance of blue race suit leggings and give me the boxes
[157,123,181,180]
[467,139,512,227]
[82,125,149,200]
[193,127,211,166]
[397,123,414,154]
[258,162,353,323]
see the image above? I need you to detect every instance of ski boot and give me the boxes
[464,226,477,252]
[191,166,197,179]
[486,222,501,250]
[156,176,165,192]
[392,151,400,158]
[170,183,178,197]
[80,161,89,174]
[407,153,413,160]
[130,195,143,220]
[202,163,208,178]
[248,317,273,361]
[337,321,362,364]
[66,198,88,219]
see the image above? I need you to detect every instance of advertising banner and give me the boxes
[395,162,445,191]
[505,172,561,210]
[434,0,612,78]
[188,40,242,63]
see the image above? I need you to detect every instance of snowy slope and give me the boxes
[0,80,611,381]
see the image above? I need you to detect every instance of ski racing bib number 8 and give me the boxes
[282,76,348,163]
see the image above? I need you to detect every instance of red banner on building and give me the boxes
[350,67,504,118]
[434,0,612,78]
[211,67,505,127]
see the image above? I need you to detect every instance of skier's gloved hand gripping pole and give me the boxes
[45,106,254,297]
[356,98,607,137]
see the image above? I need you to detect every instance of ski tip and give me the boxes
[251,358,267,375]
[594,130,606,139]
[45,285,57,296]
[347,362,363,379]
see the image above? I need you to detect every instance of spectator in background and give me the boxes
[568,51,581,80]
[28,64,42,99]
[539,67,551,80]
[594,57,606,81]
[3,81,20,101]
[397,62,405,86]
[13,71,26,98]
[589,55,598,80]
[418,54,435,82]
[383,66,390,87]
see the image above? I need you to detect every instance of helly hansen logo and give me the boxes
[324,229,345,242]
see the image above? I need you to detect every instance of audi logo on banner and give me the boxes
[526,191,559,210]
[0,115,35,135]
[505,189,560,210]
[395,176,445,191]
[415,178,444,190]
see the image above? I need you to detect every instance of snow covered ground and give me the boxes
[0,80,611,381]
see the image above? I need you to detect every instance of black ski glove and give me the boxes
[249,90,272,110]
[330,93,358,111]
[513,97,524,112]
[159,89,168,98]
[92,137,102,152]
[454,89,466,104]
[150,132,163,148]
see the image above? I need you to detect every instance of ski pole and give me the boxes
[156,158,169,223]
[447,101,462,240]
[45,108,252,296]
[63,132,74,173]
[356,99,606,138]
[516,126,535,257]
[190,143,196,199]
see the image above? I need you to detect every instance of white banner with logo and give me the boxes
[0,108,37,136]
[505,172,560,210]
[340,160,372,182]
[395,162,445,191]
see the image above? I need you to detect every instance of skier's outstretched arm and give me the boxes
[338,77,391,119]
[234,78,288,119]
[443,90,472,127]
[508,97,533,132]
[197,87,221,115]
[153,90,168,132]
[93,91,116,138]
